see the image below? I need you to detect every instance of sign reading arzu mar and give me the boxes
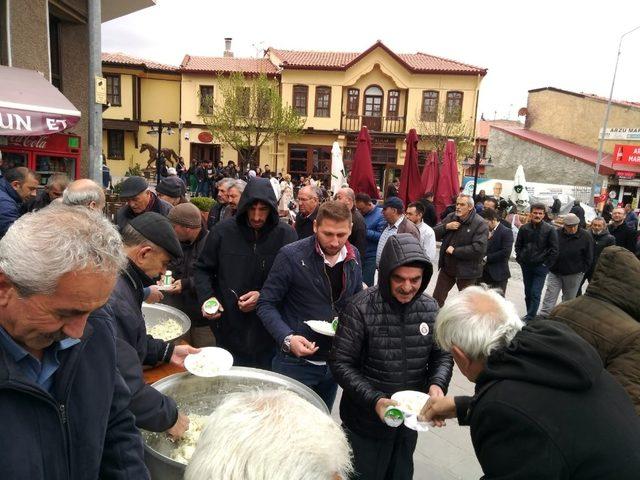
[599,128,640,140]
[613,144,640,165]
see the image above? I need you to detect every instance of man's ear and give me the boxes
[0,273,16,307]
[10,180,21,191]
[451,345,470,372]
[313,219,318,234]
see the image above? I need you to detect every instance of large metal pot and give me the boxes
[142,367,328,480]
[141,303,191,342]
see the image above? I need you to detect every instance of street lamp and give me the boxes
[590,24,640,206]
[147,119,175,182]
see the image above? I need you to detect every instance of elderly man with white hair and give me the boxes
[185,390,352,480]
[62,178,106,211]
[420,286,640,479]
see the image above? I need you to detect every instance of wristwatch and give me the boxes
[282,334,293,353]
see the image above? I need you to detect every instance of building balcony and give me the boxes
[341,114,406,134]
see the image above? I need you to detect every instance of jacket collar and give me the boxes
[313,238,357,264]
[0,178,23,204]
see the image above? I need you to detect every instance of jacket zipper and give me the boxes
[401,311,408,386]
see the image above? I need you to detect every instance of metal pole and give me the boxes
[590,25,640,206]
[156,120,163,183]
[87,0,102,183]
[472,153,480,200]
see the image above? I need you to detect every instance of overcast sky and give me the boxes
[103,0,640,121]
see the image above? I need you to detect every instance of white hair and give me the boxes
[63,180,105,210]
[0,205,126,297]
[435,286,524,361]
[185,390,352,480]
[217,178,235,189]
[458,194,474,208]
[229,179,247,194]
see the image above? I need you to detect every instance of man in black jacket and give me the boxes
[569,199,586,228]
[0,205,149,479]
[538,214,593,317]
[116,176,172,231]
[418,191,437,227]
[433,194,489,307]
[295,185,320,239]
[335,187,367,261]
[108,212,198,438]
[207,178,233,229]
[480,208,513,295]
[163,203,213,347]
[578,216,615,295]
[420,287,640,479]
[195,178,297,369]
[515,203,559,321]
[21,172,69,213]
[330,234,453,480]
[610,206,638,252]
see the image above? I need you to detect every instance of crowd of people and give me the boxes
[0,162,639,479]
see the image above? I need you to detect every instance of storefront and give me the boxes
[0,65,81,181]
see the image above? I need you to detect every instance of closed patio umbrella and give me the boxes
[398,129,423,205]
[434,139,460,217]
[348,126,378,199]
[330,141,346,195]
[421,150,439,196]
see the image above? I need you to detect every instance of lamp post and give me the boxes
[590,25,640,206]
[147,119,174,183]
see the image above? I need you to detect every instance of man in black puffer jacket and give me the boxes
[329,234,453,480]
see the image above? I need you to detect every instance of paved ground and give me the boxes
[331,257,531,479]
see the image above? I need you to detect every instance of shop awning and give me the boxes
[0,65,81,136]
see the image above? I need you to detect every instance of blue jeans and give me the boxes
[520,263,548,320]
[196,180,209,197]
[272,352,337,410]
[362,257,377,287]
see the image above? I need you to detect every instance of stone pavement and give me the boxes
[331,258,530,479]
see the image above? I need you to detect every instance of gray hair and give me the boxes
[300,185,321,200]
[217,177,235,189]
[0,205,126,297]
[46,172,70,189]
[458,194,474,208]
[335,187,355,202]
[591,216,606,225]
[435,286,524,361]
[185,390,352,480]
[228,179,247,194]
[63,179,106,210]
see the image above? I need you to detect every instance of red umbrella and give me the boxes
[398,129,423,205]
[348,126,379,199]
[421,150,439,197]
[434,139,460,217]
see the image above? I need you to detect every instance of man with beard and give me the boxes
[330,234,452,479]
[609,207,638,252]
[0,167,39,239]
[116,176,172,231]
[22,172,69,213]
[258,202,363,408]
[295,185,321,239]
[577,216,614,295]
[195,178,297,369]
[221,179,246,220]
[207,178,234,229]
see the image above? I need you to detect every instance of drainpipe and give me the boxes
[87,0,102,183]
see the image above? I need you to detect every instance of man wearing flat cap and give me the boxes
[156,176,187,207]
[107,212,198,438]
[116,176,172,231]
[163,204,214,347]
[538,213,593,317]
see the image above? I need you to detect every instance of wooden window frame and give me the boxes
[421,90,439,122]
[387,90,400,117]
[107,130,124,160]
[314,86,331,118]
[199,85,214,115]
[292,85,308,116]
[49,15,62,90]
[347,88,360,116]
[106,74,121,107]
[445,91,463,123]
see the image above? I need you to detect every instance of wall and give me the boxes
[487,128,605,186]
[140,76,180,123]
[527,89,640,152]
[9,0,49,73]
[103,72,134,120]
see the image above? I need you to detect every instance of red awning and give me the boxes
[0,66,81,136]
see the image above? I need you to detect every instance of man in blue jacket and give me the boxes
[258,201,363,408]
[0,205,149,479]
[0,167,39,239]
[355,192,386,286]
[480,208,514,295]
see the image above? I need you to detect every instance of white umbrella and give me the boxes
[510,165,530,212]
[331,141,346,195]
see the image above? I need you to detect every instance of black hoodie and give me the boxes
[194,178,297,356]
[330,234,453,439]
[456,320,640,479]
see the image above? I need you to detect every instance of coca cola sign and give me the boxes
[6,135,50,149]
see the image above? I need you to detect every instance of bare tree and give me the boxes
[415,103,475,160]
[200,72,305,171]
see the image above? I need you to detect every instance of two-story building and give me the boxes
[101,53,181,178]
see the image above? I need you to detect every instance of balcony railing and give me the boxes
[341,114,406,134]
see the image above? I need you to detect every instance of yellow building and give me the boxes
[104,40,487,190]
[101,53,181,178]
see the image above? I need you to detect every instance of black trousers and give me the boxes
[346,426,418,480]
[481,271,508,296]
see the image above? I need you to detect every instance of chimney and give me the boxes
[224,37,233,58]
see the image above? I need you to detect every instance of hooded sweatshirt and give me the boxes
[194,178,297,355]
[456,320,640,479]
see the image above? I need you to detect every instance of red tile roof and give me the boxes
[491,125,640,175]
[268,41,487,75]
[180,55,278,75]
[101,52,178,72]
[528,87,640,110]
[476,120,524,139]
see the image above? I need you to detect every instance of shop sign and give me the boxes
[616,171,636,179]
[599,128,640,140]
[198,131,213,143]
[613,144,640,165]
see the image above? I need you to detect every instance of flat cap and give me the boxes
[168,203,202,228]
[156,176,186,198]
[383,196,404,211]
[563,213,580,226]
[119,176,148,198]
[129,212,182,259]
